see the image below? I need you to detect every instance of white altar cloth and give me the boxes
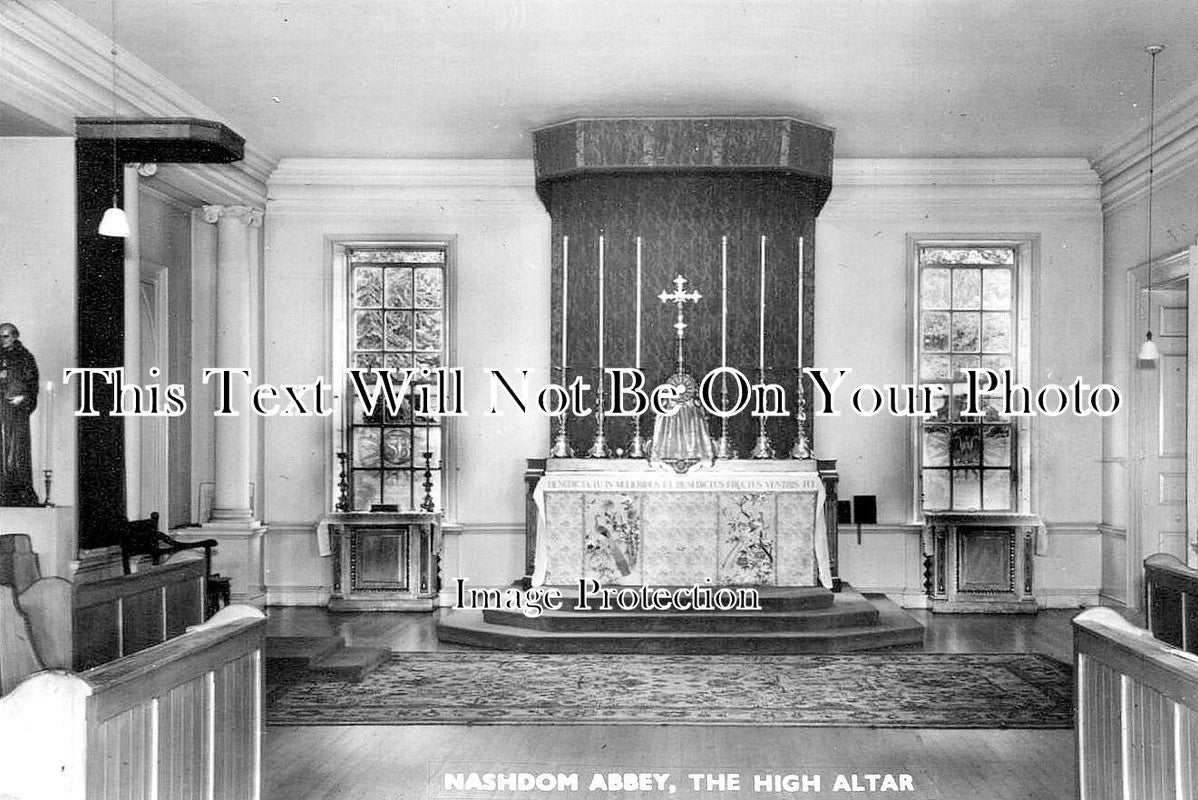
[531,462,831,588]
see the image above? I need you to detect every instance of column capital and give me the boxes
[202,204,264,227]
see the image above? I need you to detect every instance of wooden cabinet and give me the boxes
[923,513,1038,613]
[326,512,441,611]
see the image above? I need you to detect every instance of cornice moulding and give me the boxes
[833,158,1100,189]
[0,0,274,198]
[268,158,537,190]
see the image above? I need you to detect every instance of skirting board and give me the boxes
[266,585,331,606]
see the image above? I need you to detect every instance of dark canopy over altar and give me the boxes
[533,117,833,458]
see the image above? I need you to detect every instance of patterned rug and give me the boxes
[266,652,1073,728]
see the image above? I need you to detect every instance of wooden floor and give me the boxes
[263,606,1098,800]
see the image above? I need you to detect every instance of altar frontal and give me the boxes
[532,464,831,588]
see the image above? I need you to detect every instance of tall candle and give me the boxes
[759,235,766,373]
[635,236,642,369]
[561,235,570,371]
[42,380,53,471]
[797,236,804,369]
[721,235,728,370]
[598,234,605,378]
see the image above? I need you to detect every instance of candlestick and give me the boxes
[758,235,766,374]
[42,380,53,473]
[797,236,804,369]
[561,235,569,372]
[588,233,609,458]
[714,236,734,459]
[598,234,605,374]
[635,236,642,369]
[791,235,812,460]
[628,235,647,459]
[552,235,574,458]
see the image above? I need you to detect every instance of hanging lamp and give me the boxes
[98,0,128,238]
[1137,44,1164,361]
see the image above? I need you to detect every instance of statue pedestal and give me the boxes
[0,505,76,580]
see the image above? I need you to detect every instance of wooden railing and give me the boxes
[73,556,206,670]
[0,605,265,800]
[1145,553,1198,653]
[1074,607,1198,800]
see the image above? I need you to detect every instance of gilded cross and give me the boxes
[658,274,703,374]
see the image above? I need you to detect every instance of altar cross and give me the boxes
[658,274,702,375]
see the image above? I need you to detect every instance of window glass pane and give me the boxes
[983,470,1012,510]
[951,312,981,352]
[353,428,380,468]
[982,312,1011,353]
[382,470,414,511]
[922,247,1014,266]
[382,429,413,466]
[923,470,951,510]
[926,385,951,422]
[415,351,442,372]
[981,396,1010,422]
[950,355,980,383]
[354,267,383,307]
[922,311,950,351]
[921,269,951,308]
[384,267,413,307]
[385,310,414,350]
[354,352,383,371]
[952,269,981,309]
[983,426,1011,466]
[383,352,414,371]
[952,469,981,510]
[982,268,1012,310]
[981,354,1011,375]
[923,426,949,467]
[415,310,442,350]
[355,311,384,351]
[921,354,952,382]
[415,268,443,308]
[950,426,982,466]
[353,471,381,510]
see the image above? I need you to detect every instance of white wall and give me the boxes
[0,137,77,507]
[1098,123,1198,605]
[262,159,550,603]
[818,159,1105,607]
[259,156,1106,608]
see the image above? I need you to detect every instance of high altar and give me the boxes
[531,459,832,588]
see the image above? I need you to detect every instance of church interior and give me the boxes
[2,1,1198,798]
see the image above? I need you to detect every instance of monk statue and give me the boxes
[0,323,40,506]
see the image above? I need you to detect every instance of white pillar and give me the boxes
[203,204,262,521]
[187,203,266,606]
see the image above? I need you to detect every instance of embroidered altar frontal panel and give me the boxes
[534,471,823,587]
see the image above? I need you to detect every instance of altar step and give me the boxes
[266,635,390,682]
[436,589,924,654]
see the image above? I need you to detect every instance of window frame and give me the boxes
[329,236,457,519]
[908,235,1035,522]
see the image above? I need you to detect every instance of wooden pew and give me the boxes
[1074,607,1198,799]
[1144,552,1198,653]
[0,605,265,800]
[73,556,207,670]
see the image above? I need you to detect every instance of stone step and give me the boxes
[309,646,391,682]
[482,599,879,632]
[436,596,924,654]
[466,584,836,613]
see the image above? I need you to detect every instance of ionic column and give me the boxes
[202,203,263,521]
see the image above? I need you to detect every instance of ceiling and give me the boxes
[53,0,1198,162]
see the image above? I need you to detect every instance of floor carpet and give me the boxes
[266,651,1074,728]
